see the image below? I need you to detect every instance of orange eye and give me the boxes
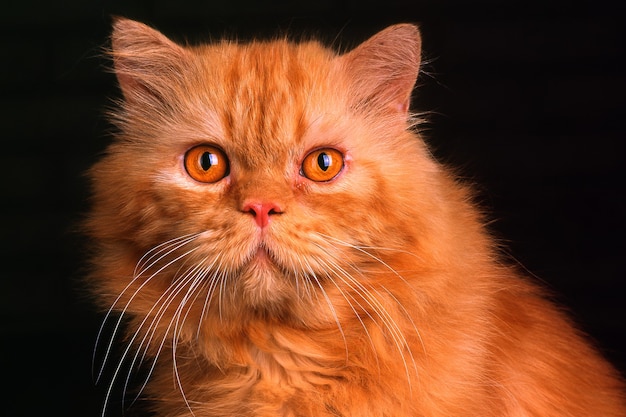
[184,145,229,183]
[301,148,344,182]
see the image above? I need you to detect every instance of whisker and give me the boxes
[127,258,213,414]
[293,253,319,303]
[96,234,201,416]
[319,233,418,285]
[171,269,210,417]
[334,260,417,390]
[124,258,208,406]
[312,234,420,391]
[312,254,381,374]
[134,233,200,278]
[322,234,427,358]
[378,284,427,358]
[196,256,224,339]
[300,256,349,361]
[217,265,231,323]
[113,249,200,413]
[94,233,201,384]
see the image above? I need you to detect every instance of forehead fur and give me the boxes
[117,38,348,173]
[190,40,344,168]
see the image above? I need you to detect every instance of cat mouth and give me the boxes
[252,246,271,263]
[247,244,279,269]
[240,240,303,282]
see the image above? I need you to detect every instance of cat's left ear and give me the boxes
[341,24,421,117]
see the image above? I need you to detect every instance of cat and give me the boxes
[86,17,626,417]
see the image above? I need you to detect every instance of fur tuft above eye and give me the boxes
[301,148,344,182]
[184,145,230,183]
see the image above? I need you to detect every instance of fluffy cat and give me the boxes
[86,18,625,417]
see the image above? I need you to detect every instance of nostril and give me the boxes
[246,205,258,218]
[242,201,283,228]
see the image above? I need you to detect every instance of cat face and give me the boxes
[89,20,433,331]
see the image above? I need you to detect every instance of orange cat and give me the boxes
[86,18,625,416]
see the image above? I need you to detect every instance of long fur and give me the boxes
[86,18,625,416]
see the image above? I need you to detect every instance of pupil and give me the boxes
[200,152,217,170]
[317,153,331,171]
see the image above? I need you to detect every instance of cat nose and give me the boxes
[241,201,283,228]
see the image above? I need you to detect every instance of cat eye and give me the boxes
[301,148,344,182]
[184,145,230,183]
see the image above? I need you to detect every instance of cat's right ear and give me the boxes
[109,17,189,103]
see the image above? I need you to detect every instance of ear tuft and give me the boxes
[110,18,188,102]
[342,24,422,116]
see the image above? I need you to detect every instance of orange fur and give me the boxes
[86,18,625,416]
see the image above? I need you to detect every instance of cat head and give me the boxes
[87,19,454,333]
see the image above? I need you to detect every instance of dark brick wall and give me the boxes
[2,1,624,415]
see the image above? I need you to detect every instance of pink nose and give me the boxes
[241,201,283,228]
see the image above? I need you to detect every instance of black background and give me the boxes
[2,1,624,416]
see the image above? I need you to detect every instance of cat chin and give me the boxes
[237,250,297,312]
